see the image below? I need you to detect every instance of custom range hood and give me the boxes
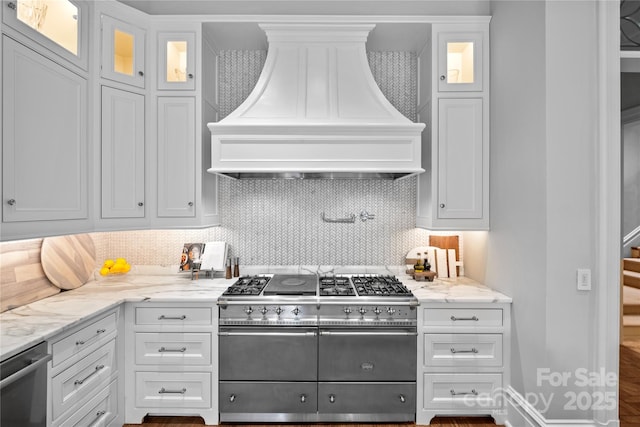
[207,23,425,180]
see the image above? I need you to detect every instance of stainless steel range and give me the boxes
[218,273,418,422]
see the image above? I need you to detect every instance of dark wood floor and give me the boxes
[125,341,640,427]
[124,416,498,427]
[620,339,640,426]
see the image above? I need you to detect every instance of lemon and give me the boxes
[99,267,110,276]
[103,259,115,269]
[124,263,131,272]
[115,258,127,265]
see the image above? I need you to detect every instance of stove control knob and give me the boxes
[343,307,352,315]
[358,307,368,315]
[373,307,382,316]
[387,307,396,315]
[292,307,300,316]
[260,306,269,315]
[244,306,253,315]
[275,307,284,316]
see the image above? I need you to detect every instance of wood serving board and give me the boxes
[41,234,96,290]
[1,239,60,312]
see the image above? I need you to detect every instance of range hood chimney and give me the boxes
[207,23,425,180]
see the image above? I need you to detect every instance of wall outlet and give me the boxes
[577,269,592,291]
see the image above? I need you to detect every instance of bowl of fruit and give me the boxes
[100,258,131,276]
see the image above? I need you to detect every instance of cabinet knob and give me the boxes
[188,73,194,79]
[300,394,307,403]
[138,202,144,207]
[439,203,445,208]
[229,394,236,402]
[188,201,193,207]
[440,75,446,81]
[138,71,144,77]
[7,2,16,10]
[7,199,15,206]
[329,394,336,403]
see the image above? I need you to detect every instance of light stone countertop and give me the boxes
[0,265,510,362]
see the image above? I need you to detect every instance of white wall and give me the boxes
[489,0,600,420]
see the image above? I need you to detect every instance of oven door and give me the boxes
[219,327,318,381]
[318,328,417,381]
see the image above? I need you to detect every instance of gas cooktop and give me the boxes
[221,273,413,298]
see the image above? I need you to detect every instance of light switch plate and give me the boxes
[577,269,591,291]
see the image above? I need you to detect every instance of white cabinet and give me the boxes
[437,98,484,219]
[101,14,146,88]
[2,36,88,223]
[417,20,490,230]
[101,86,145,219]
[157,97,196,218]
[48,308,122,427]
[124,302,218,425]
[437,30,484,92]
[416,303,510,425]
[157,32,196,91]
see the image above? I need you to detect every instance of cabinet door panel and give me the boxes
[437,31,483,92]
[158,32,196,90]
[101,15,145,88]
[2,36,87,222]
[157,97,195,218]
[437,98,483,219]
[101,86,145,218]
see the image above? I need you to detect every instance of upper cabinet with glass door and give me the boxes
[2,0,88,69]
[158,32,195,90]
[437,30,483,92]
[101,14,145,88]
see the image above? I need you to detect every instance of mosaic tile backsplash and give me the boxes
[93,50,458,267]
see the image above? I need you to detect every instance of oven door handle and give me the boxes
[319,330,417,337]
[0,353,52,390]
[218,331,318,337]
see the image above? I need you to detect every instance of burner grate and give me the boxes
[222,276,271,296]
[352,275,412,296]
[319,275,356,296]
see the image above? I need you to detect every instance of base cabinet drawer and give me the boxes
[423,373,502,409]
[424,334,502,367]
[52,339,116,419]
[135,371,211,408]
[423,308,502,327]
[135,306,212,326]
[135,332,211,365]
[52,312,117,367]
[318,382,416,414]
[219,381,318,414]
[54,378,117,427]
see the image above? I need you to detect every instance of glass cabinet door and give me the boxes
[437,32,483,92]
[101,14,145,88]
[2,0,87,68]
[158,32,195,90]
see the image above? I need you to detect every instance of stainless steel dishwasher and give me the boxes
[0,342,52,427]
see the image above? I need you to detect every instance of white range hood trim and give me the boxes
[208,23,425,179]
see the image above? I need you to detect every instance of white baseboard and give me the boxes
[504,387,618,427]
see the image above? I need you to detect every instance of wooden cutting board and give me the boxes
[41,234,96,290]
[0,239,60,312]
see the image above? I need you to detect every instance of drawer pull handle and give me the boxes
[158,315,187,320]
[450,347,479,354]
[74,364,105,385]
[450,315,479,321]
[159,387,187,394]
[450,389,478,396]
[300,394,307,403]
[399,394,406,403]
[229,394,236,402]
[158,347,187,353]
[89,410,106,426]
[76,329,106,345]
